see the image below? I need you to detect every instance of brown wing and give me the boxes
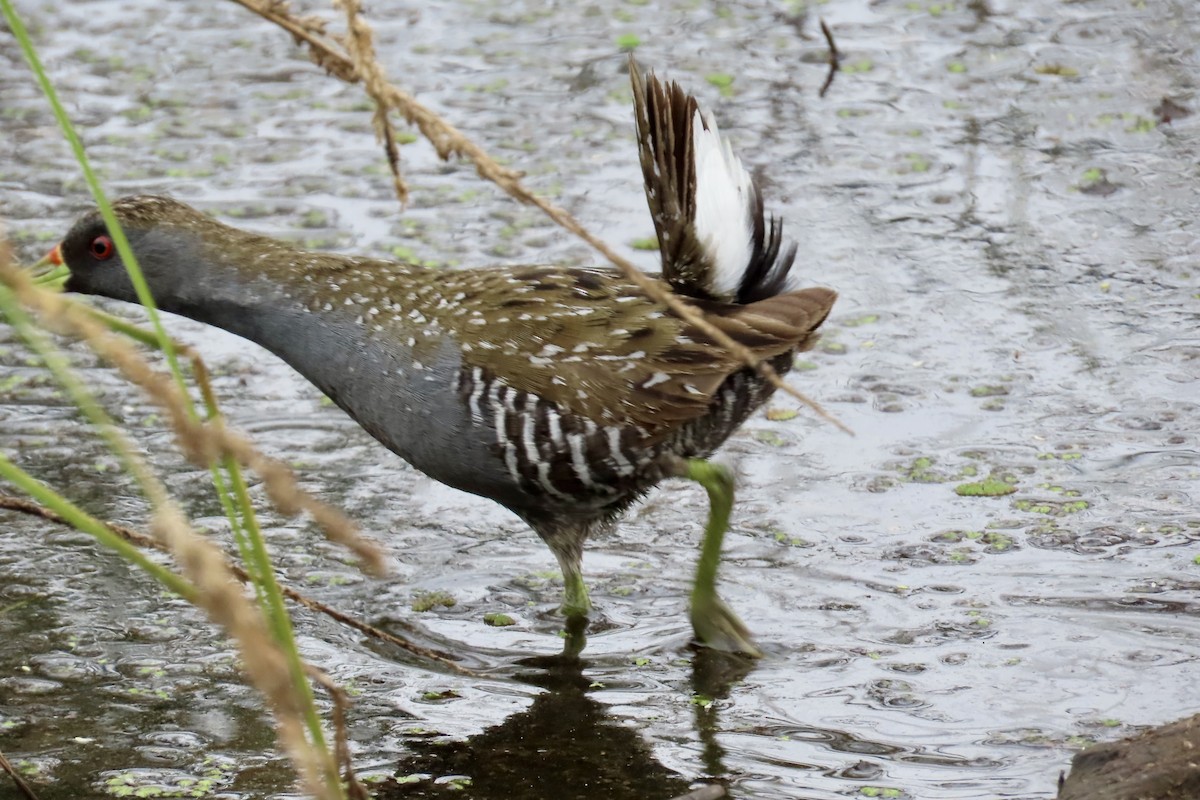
[444,266,835,436]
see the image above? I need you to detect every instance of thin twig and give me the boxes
[228,0,852,435]
[0,493,474,674]
[819,19,840,99]
[0,748,40,800]
[307,668,370,800]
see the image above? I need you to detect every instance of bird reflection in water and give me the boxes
[377,633,754,800]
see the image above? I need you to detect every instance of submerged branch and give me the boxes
[0,492,473,674]
[0,746,41,800]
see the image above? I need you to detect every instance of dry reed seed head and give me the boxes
[248,452,386,576]
[0,269,190,519]
[151,512,293,686]
[0,238,12,277]
[26,287,75,339]
[148,506,304,715]
[64,304,218,465]
[256,457,304,516]
[291,8,330,37]
[1,492,459,670]
[332,0,408,205]
[307,502,386,576]
[18,260,386,572]
[152,500,336,797]
[306,666,371,800]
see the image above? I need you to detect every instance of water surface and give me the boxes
[2,1,1198,798]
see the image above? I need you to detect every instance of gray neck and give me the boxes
[145,251,524,510]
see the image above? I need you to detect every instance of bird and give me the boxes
[47,63,835,657]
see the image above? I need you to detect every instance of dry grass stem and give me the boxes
[228,0,850,434]
[334,0,408,205]
[1,266,387,575]
[0,492,473,673]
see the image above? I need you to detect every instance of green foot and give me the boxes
[559,613,589,660]
[690,592,762,658]
[683,458,763,659]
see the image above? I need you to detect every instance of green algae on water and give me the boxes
[955,478,1017,497]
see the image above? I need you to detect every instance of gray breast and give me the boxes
[233,301,526,510]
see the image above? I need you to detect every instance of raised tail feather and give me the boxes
[631,59,800,305]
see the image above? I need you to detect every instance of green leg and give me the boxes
[683,459,762,658]
[554,549,592,621]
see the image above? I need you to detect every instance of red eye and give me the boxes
[89,235,114,260]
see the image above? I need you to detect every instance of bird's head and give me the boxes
[50,195,211,303]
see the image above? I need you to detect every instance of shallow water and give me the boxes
[1,1,1198,798]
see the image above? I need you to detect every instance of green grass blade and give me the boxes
[0,453,198,601]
